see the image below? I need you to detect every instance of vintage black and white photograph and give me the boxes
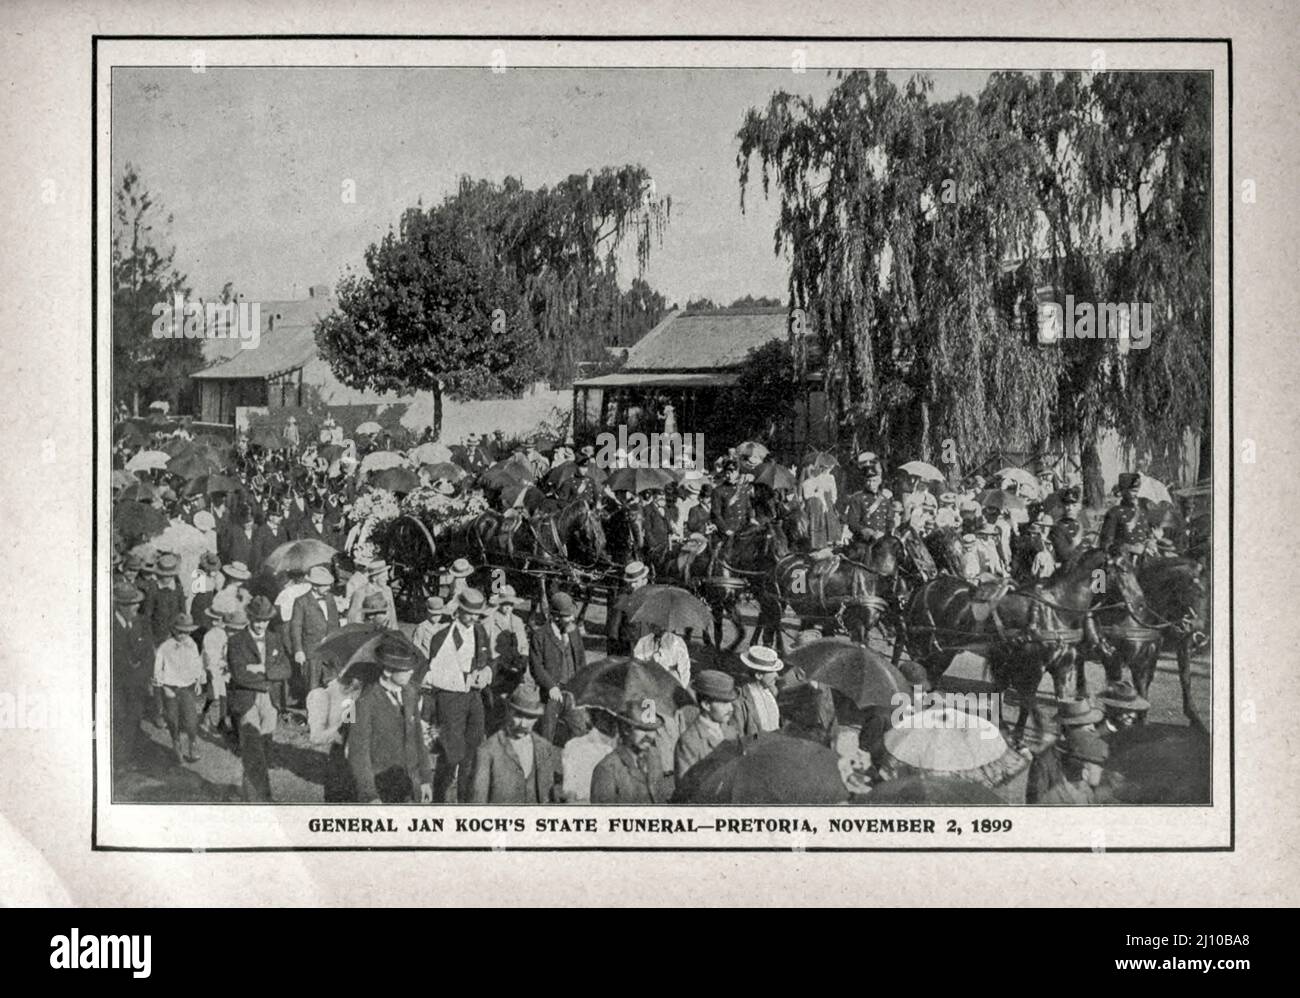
[96,38,1229,849]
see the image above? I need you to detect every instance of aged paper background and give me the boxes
[0,0,1296,905]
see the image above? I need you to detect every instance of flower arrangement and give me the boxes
[400,487,489,535]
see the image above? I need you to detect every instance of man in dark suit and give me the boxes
[220,507,257,567]
[468,686,562,803]
[142,552,186,647]
[349,638,433,803]
[640,489,672,567]
[249,507,289,575]
[529,591,587,741]
[590,697,674,803]
[422,589,493,802]
[289,565,341,697]
[226,598,292,801]
[111,582,154,770]
[606,561,650,656]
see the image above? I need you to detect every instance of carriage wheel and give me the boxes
[387,515,440,622]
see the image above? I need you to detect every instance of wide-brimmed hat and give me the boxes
[623,561,649,584]
[454,588,489,616]
[223,561,251,581]
[247,595,276,621]
[375,636,417,672]
[198,551,221,572]
[1098,680,1151,713]
[170,612,198,632]
[693,669,738,703]
[740,645,783,673]
[424,595,449,615]
[618,696,663,731]
[361,592,389,616]
[447,558,473,579]
[506,685,545,718]
[489,586,520,607]
[1063,728,1110,765]
[1056,698,1103,728]
[939,492,957,506]
[366,559,389,576]
[113,582,144,605]
[549,591,577,617]
[123,552,145,572]
[223,606,249,628]
[306,565,334,586]
[155,552,181,577]
[193,510,216,531]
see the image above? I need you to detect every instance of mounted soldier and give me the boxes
[842,451,894,546]
[1048,484,1086,562]
[710,459,752,538]
[1099,472,1154,558]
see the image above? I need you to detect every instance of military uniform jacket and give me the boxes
[843,489,894,539]
[710,483,752,534]
[1048,517,1084,562]
[1100,502,1152,552]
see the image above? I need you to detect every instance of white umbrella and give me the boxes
[410,441,452,465]
[359,450,408,475]
[883,707,1008,772]
[899,460,945,482]
[994,467,1038,491]
[355,421,383,436]
[1137,475,1173,504]
[125,449,170,472]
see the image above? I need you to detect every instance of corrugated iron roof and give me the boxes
[623,307,789,371]
[572,372,740,389]
[192,323,318,380]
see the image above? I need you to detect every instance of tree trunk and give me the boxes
[1081,437,1106,507]
[1198,408,1212,483]
[432,381,443,441]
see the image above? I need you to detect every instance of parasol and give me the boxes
[993,467,1038,491]
[545,461,577,486]
[369,467,421,494]
[784,639,911,709]
[354,421,383,436]
[605,466,673,494]
[1136,475,1173,505]
[111,469,140,492]
[115,422,146,445]
[117,481,159,503]
[183,473,242,497]
[410,441,453,465]
[359,450,407,475]
[678,733,849,805]
[625,585,712,635]
[882,707,1008,772]
[751,461,797,491]
[125,450,170,473]
[899,460,945,483]
[167,450,225,479]
[113,501,169,542]
[566,656,695,720]
[422,461,467,483]
[261,539,337,576]
[803,449,839,473]
[866,774,1005,806]
[501,483,545,512]
[735,440,769,464]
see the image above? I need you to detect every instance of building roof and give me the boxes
[572,371,740,389]
[620,307,790,372]
[200,293,335,364]
[192,323,318,380]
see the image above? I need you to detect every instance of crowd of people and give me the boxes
[111,411,1191,805]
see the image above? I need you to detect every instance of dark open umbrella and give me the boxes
[167,449,224,479]
[316,625,421,686]
[545,461,578,486]
[481,460,534,489]
[113,501,168,542]
[677,732,849,804]
[865,774,1005,805]
[626,585,712,635]
[262,539,337,576]
[184,473,242,497]
[118,481,159,503]
[751,461,797,490]
[566,656,695,720]
[784,639,912,709]
[422,461,467,483]
[369,467,421,494]
[317,443,345,463]
[501,483,546,512]
[1107,722,1211,805]
[250,425,283,450]
[115,422,146,445]
[606,466,672,493]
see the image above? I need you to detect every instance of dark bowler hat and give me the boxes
[375,636,417,672]
[618,696,663,731]
[693,670,738,703]
[507,685,545,718]
[550,591,578,617]
[247,595,276,621]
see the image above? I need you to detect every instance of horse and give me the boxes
[603,499,646,567]
[471,497,607,609]
[1074,548,1162,706]
[699,522,790,651]
[924,527,967,578]
[897,548,1116,746]
[1135,555,1210,729]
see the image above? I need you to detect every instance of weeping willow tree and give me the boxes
[738,69,1211,497]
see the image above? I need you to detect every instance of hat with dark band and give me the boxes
[170,612,198,633]
[549,591,577,617]
[113,582,144,605]
[740,645,783,673]
[1056,698,1103,728]
[375,636,417,673]
[618,696,663,731]
[693,670,738,703]
[222,561,251,581]
[506,685,545,718]
[455,588,489,616]
[1097,680,1151,713]
[247,595,276,621]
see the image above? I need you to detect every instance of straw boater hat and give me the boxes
[1098,680,1151,714]
[198,551,221,573]
[222,561,251,581]
[454,588,489,616]
[740,645,783,673]
[361,592,389,617]
[366,559,388,577]
[939,492,957,507]
[506,685,545,718]
[1056,698,1103,728]
[193,510,216,532]
[424,595,449,617]
[618,696,663,731]
[449,558,474,579]
[155,552,181,577]
[623,561,649,584]
[856,450,880,468]
[306,565,334,586]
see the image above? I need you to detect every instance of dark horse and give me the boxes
[471,497,607,608]
[1137,555,1209,729]
[898,548,1118,745]
[699,522,790,651]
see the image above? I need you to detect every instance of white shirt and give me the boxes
[276,581,312,623]
[633,632,691,689]
[425,622,478,692]
[750,683,781,732]
[561,728,617,802]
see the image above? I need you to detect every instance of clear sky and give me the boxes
[111,67,988,306]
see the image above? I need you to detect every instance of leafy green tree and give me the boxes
[112,164,201,415]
